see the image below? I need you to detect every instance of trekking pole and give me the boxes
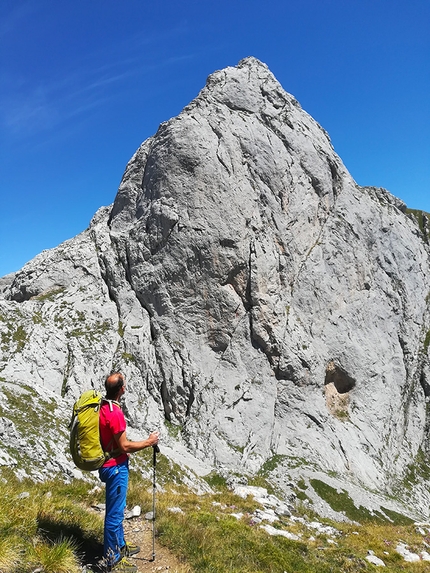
[151,444,160,562]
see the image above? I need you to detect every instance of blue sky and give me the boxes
[1,0,429,277]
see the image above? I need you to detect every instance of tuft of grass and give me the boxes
[118,321,125,337]
[0,534,21,572]
[424,330,430,353]
[406,208,429,243]
[121,351,137,364]
[258,454,288,476]
[26,537,81,573]
[165,419,182,439]
[35,287,66,301]
[203,471,228,489]
[32,311,43,324]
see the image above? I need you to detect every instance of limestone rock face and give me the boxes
[1,57,429,515]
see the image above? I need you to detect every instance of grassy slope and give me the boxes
[2,449,430,573]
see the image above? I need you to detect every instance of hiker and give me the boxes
[99,372,159,572]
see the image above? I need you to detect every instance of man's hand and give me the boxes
[147,431,159,447]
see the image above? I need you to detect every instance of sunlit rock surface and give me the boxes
[1,57,429,518]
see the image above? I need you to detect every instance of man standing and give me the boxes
[99,372,159,572]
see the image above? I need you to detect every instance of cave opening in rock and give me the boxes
[324,361,356,420]
[324,361,356,393]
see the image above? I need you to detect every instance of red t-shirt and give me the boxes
[99,401,128,467]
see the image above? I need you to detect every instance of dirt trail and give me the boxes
[122,516,190,573]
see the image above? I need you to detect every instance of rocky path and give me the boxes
[121,516,190,573]
[85,511,190,573]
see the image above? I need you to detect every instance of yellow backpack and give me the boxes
[69,389,118,471]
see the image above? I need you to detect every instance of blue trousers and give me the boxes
[99,460,129,565]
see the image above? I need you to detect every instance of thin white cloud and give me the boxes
[1,65,133,137]
[0,17,199,141]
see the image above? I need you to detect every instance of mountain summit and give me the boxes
[1,57,429,519]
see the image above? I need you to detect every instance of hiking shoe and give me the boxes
[111,557,138,572]
[120,542,140,557]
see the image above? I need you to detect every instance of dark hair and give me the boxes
[105,373,124,400]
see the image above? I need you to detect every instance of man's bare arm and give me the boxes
[115,431,159,454]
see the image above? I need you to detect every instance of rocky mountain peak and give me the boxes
[1,58,429,520]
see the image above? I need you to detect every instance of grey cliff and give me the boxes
[1,57,429,519]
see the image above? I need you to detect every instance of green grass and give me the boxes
[0,471,103,573]
[26,537,81,573]
[32,311,43,324]
[258,454,288,476]
[157,512,316,573]
[153,484,428,573]
[0,385,65,464]
[424,329,430,353]
[118,321,125,337]
[1,463,429,573]
[35,287,66,301]
[310,479,414,525]
[406,209,429,242]
[203,472,229,489]
[1,320,28,353]
[165,419,183,439]
[67,319,111,341]
[402,447,430,488]
[121,351,137,364]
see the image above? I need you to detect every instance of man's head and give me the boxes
[105,372,125,400]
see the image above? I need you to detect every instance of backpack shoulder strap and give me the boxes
[100,398,123,458]
[102,398,121,412]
